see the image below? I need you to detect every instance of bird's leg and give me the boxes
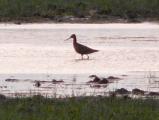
[87,55,89,60]
[81,54,83,60]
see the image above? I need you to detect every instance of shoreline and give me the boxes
[1,17,159,25]
[0,22,159,30]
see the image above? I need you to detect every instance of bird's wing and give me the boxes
[76,43,98,54]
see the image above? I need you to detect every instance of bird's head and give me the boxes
[70,34,76,38]
[65,34,76,40]
[89,75,98,78]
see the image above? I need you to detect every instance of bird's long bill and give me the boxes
[65,37,71,41]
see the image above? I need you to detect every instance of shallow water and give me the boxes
[0,23,159,97]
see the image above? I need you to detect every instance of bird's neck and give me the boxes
[73,36,77,44]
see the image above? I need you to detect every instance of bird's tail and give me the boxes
[93,49,99,52]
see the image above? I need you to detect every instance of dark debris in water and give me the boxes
[107,76,121,80]
[114,88,130,95]
[121,74,128,77]
[0,86,7,89]
[90,84,108,88]
[148,92,159,96]
[52,79,64,84]
[88,75,120,84]
[34,79,65,88]
[98,78,109,84]
[132,88,145,95]
[2,74,159,99]
[90,84,101,88]
[5,78,19,82]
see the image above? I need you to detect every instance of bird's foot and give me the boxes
[87,55,89,60]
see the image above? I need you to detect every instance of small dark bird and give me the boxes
[89,75,101,82]
[35,81,41,88]
[66,34,99,59]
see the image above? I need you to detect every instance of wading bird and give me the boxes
[66,34,99,59]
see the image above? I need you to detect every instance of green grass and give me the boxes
[0,0,159,22]
[0,95,159,120]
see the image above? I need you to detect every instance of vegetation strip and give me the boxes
[0,95,159,120]
[0,0,159,23]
